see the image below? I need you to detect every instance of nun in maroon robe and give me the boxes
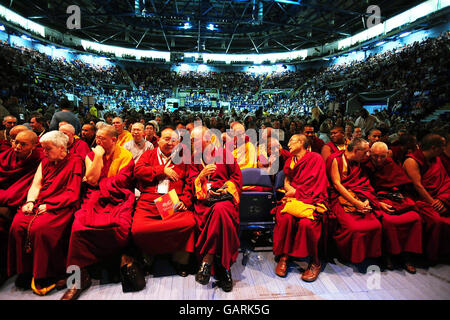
[7,131,84,295]
[404,145,450,261]
[187,126,242,292]
[272,134,328,281]
[326,142,383,264]
[365,142,422,272]
[131,128,196,273]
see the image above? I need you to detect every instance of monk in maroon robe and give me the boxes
[62,125,135,300]
[272,134,328,282]
[59,123,91,160]
[388,134,417,166]
[0,129,43,285]
[0,115,17,153]
[365,142,422,273]
[302,124,325,154]
[132,128,196,276]
[188,126,242,292]
[8,130,84,295]
[403,134,450,262]
[321,126,347,162]
[326,138,383,264]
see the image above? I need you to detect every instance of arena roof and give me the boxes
[1,0,427,54]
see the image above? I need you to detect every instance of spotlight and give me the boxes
[207,23,216,31]
[182,22,192,30]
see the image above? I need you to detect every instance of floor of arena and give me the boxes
[1,249,449,300]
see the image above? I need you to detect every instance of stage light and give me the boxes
[0,25,5,31]
[21,35,32,41]
[207,23,216,31]
[182,22,192,30]
[375,40,385,46]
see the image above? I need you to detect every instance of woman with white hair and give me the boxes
[8,130,84,296]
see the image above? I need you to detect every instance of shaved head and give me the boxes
[371,141,389,153]
[9,125,29,141]
[59,123,75,135]
[14,129,38,159]
[370,141,389,167]
[98,124,119,139]
[16,129,38,146]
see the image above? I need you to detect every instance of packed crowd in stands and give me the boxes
[0,30,449,300]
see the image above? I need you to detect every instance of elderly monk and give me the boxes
[0,115,18,152]
[123,122,154,163]
[8,131,84,295]
[112,117,133,147]
[62,125,135,300]
[272,134,328,282]
[257,136,290,176]
[229,122,257,170]
[59,123,91,160]
[301,123,325,154]
[403,134,450,262]
[321,126,347,162]
[132,128,196,277]
[326,138,383,265]
[0,129,43,285]
[440,133,450,176]
[188,126,242,292]
[365,142,422,273]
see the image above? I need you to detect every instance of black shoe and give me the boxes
[15,273,32,290]
[173,262,189,277]
[216,265,233,292]
[195,262,211,285]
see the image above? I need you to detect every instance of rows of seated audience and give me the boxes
[0,95,449,300]
[0,31,448,125]
[0,30,448,300]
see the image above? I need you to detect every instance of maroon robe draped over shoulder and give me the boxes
[326,150,382,263]
[66,147,135,269]
[0,147,44,273]
[187,147,242,271]
[364,158,422,256]
[8,153,84,279]
[69,138,91,160]
[407,149,450,260]
[131,148,196,255]
[440,153,450,177]
[310,136,325,154]
[0,147,44,208]
[272,151,329,259]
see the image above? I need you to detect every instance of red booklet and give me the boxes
[154,189,180,219]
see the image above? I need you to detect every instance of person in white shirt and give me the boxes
[123,122,154,163]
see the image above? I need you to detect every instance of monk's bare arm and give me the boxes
[85,154,103,186]
[403,158,434,204]
[26,162,43,202]
[284,176,296,197]
[330,158,361,207]
[321,145,331,162]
